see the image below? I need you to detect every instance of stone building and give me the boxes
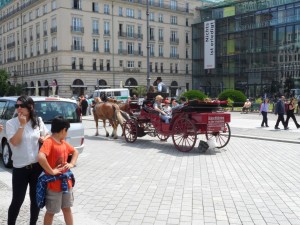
[0,0,193,97]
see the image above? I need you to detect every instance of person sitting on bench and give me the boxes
[153,95,170,123]
[242,99,251,113]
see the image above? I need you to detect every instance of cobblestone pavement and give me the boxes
[0,112,300,225]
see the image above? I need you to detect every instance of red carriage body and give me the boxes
[123,98,231,152]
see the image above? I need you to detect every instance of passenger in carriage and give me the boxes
[153,95,171,124]
[162,99,172,118]
[172,96,187,110]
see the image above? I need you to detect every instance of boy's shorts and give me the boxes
[45,188,74,214]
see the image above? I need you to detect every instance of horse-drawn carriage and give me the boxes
[123,94,231,152]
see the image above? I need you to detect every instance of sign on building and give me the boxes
[204,20,216,69]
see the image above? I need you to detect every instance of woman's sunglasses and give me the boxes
[15,103,27,109]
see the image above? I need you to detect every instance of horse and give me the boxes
[93,101,126,139]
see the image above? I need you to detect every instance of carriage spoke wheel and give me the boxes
[157,133,169,141]
[172,118,197,152]
[123,120,138,143]
[206,123,231,148]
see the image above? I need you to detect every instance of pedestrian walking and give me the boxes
[79,95,88,116]
[274,96,288,130]
[38,116,79,225]
[260,98,269,127]
[6,95,49,225]
[285,97,300,129]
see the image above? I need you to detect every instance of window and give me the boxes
[159,0,164,7]
[72,36,82,50]
[160,63,163,73]
[127,25,134,37]
[119,41,123,52]
[155,62,158,73]
[171,31,178,42]
[43,21,48,36]
[92,2,99,12]
[185,64,189,74]
[52,37,57,51]
[119,60,123,67]
[150,12,154,21]
[93,38,99,52]
[93,59,97,70]
[100,59,103,71]
[104,40,110,52]
[170,0,177,10]
[150,44,154,56]
[119,7,123,16]
[104,4,110,14]
[104,21,110,35]
[185,2,189,13]
[186,32,189,44]
[36,8,40,17]
[170,63,173,73]
[43,4,48,14]
[159,29,163,41]
[51,0,56,10]
[170,46,178,57]
[73,0,82,10]
[72,57,76,69]
[171,16,177,25]
[92,20,99,34]
[106,60,110,71]
[175,63,178,73]
[159,45,163,57]
[138,43,142,55]
[128,61,134,68]
[127,42,134,54]
[36,42,40,55]
[138,26,142,38]
[158,13,163,22]
[138,10,141,19]
[150,28,154,40]
[186,18,189,26]
[126,8,134,18]
[79,58,83,70]
[43,39,48,53]
[72,17,82,31]
[138,61,141,68]
[150,62,153,72]
[186,48,188,59]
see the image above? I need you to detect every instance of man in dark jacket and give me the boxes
[274,96,288,130]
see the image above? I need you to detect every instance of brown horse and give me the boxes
[93,101,125,139]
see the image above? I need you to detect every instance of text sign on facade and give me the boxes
[207,116,224,132]
[204,20,215,69]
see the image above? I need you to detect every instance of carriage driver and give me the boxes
[153,95,171,124]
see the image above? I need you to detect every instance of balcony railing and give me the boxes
[104,31,110,36]
[104,48,110,53]
[71,26,84,33]
[51,27,57,33]
[170,38,179,44]
[118,49,143,56]
[159,37,164,42]
[92,29,99,34]
[51,46,58,52]
[7,57,16,62]
[170,53,179,58]
[7,42,16,48]
[71,45,85,51]
[93,47,99,52]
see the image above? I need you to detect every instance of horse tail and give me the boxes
[112,104,125,125]
[120,110,131,121]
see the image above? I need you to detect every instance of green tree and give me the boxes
[132,86,147,97]
[0,69,9,96]
[181,90,207,100]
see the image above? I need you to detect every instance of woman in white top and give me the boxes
[6,95,49,225]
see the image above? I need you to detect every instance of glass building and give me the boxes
[192,0,300,98]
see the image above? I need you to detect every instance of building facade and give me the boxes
[0,0,193,97]
[192,0,300,98]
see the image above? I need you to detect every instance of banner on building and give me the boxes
[204,20,215,69]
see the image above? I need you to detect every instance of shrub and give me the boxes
[182,90,207,100]
[218,89,246,106]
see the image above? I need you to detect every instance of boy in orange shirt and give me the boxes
[38,116,78,225]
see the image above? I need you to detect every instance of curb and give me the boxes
[231,134,300,144]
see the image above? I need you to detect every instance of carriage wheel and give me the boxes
[206,123,231,148]
[146,123,156,137]
[157,133,169,141]
[172,118,197,152]
[123,120,138,143]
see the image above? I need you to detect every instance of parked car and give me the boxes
[0,96,84,168]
